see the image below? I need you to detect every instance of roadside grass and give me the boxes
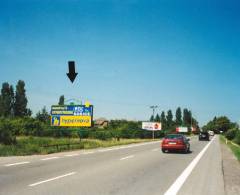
[220,135,240,161]
[0,136,156,156]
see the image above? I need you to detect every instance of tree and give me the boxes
[191,117,199,128]
[155,114,160,122]
[0,95,2,116]
[215,116,233,133]
[175,107,182,126]
[14,80,29,117]
[26,109,32,116]
[0,83,15,117]
[160,111,166,129]
[150,115,154,122]
[183,108,192,127]
[203,116,234,134]
[9,85,15,116]
[58,95,65,105]
[213,116,217,123]
[166,110,173,128]
[36,106,50,123]
[202,120,215,132]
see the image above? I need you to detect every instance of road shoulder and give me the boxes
[221,141,240,195]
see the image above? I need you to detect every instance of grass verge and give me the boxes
[220,135,240,161]
[0,136,156,156]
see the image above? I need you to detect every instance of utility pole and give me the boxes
[150,105,158,139]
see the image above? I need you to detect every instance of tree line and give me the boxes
[203,116,240,145]
[150,107,199,133]
[202,116,238,134]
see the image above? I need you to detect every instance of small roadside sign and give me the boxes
[176,127,188,133]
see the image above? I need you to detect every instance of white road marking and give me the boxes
[164,136,216,195]
[152,148,159,152]
[83,151,94,155]
[29,172,76,187]
[120,155,134,161]
[64,153,79,157]
[5,161,30,167]
[98,148,119,152]
[41,157,60,161]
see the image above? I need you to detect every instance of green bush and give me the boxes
[3,117,46,137]
[233,131,240,145]
[22,117,45,136]
[90,131,112,140]
[0,117,165,143]
[77,129,89,139]
[10,118,25,136]
[225,129,237,140]
[0,118,16,145]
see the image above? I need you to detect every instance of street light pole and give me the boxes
[150,105,158,139]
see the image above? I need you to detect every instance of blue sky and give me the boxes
[0,0,239,125]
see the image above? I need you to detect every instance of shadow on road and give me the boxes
[163,150,193,155]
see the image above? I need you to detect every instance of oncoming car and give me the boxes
[199,131,210,141]
[161,134,190,153]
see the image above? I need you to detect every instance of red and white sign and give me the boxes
[142,122,162,131]
[176,127,188,133]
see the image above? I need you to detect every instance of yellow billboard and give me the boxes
[51,116,92,127]
[51,105,93,127]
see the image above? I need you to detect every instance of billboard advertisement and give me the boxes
[176,127,188,133]
[51,105,93,127]
[142,122,162,131]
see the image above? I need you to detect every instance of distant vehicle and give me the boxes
[208,131,214,136]
[199,132,210,141]
[161,134,190,153]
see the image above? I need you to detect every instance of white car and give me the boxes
[208,131,214,136]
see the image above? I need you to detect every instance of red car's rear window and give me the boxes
[165,134,183,139]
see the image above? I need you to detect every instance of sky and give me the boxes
[0,0,239,125]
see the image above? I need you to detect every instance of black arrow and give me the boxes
[67,61,78,83]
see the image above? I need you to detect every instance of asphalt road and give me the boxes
[0,135,225,195]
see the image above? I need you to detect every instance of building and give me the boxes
[94,118,109,129]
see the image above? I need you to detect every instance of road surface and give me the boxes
[0,136,225,195]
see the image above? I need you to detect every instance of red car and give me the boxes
[161,134,190,153]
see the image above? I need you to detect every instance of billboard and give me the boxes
[142,122,162,131]
[51,105,93,127]
[191,127,197,132]
[176,127,188,133]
